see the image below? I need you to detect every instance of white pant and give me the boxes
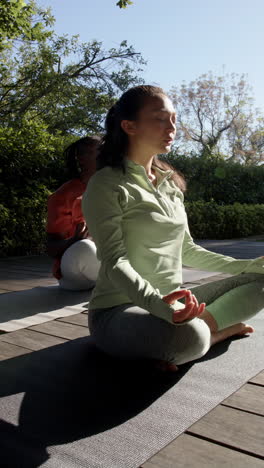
[59,239,100,290]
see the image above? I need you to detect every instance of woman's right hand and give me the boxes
[162,289,206,323]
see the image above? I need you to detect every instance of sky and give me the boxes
[39,0,264,112]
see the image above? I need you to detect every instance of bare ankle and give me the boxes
[211,322,254,346]
[200,309,218,333]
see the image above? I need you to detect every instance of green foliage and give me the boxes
[0,187,50,256]
[185,202,264,239]
[116,0,133,8]
[0,117,73,256]
[0,116,67,185]
[164,153,264,204]
[0,0,54,49]
[162,152,264,239]
[0,1,145,256]
[0,36,144,133]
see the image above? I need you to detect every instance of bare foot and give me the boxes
[236,324,254,336]
[211,322,254,346]
[154,360,179,373]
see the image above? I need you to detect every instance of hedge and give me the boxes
[0,187,50,257]
[185,201,264,239]
[1,199,263,256]
[0,117,73,257]
[164,154,264,205]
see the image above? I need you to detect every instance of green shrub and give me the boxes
[0,116,75,256]
[185,201,264,239]
[0,186,51,256]
[0,117,72,191]
[164,153,264,205]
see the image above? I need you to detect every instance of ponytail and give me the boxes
[96,104,127,173]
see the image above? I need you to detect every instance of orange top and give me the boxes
[47,178,87,279]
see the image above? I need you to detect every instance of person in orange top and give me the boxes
[46,136,100,290]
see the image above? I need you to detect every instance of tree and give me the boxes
[0,0,133,51]
[1,0,142,134]
[227,114,264,165]
[116,0,133,8]
[0,0,145,256]
[170,72,263,163]
[0,0,54,50]
[0,35,145,133]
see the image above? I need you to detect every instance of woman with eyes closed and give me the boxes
[82,85,264,372]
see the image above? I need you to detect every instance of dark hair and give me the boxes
[64,135,100,179]
[97,85,186,192]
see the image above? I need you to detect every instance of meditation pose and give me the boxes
[47,136,100,290]
[82,85,264,371]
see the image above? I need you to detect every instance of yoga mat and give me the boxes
[0,309,263,468]
[0,269,221,332]
[0,286,91,332]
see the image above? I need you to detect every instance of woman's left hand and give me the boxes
[163,289,206,323]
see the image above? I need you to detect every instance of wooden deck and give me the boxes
[0,256,263,467]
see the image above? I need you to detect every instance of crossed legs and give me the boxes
[193,273,264,345]
[88,273,264,370]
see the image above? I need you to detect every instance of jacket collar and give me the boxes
[125,158,173,182]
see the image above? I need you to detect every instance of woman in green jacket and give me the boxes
[82,85,264,371]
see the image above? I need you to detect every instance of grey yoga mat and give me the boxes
[0,269,220,332]
[0,309,263,468]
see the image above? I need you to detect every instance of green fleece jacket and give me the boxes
[82,159,264,324]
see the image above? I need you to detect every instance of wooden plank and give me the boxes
[0,278,56,291]
[0,258,51,267]
[0,340,32,360]
[57,313,88,327]
[0,270,49,278]
[3,277,55,285]
[0,258,52,275]
[0,271,52,281]
[29,321,89,339]
[141,433,264,468]
[222,383,264,416]
[0,329,67,351]
[0,284,30,292]
[0,255,51,265]
[249,371,264,386]
[11,269,51,276]
[0,265,51,275]
[187,405,264,458]
[0,278,55,286]
[0,268,52,278]
[0,259,51,270]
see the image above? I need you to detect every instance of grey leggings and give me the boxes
[88,273,264,365]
